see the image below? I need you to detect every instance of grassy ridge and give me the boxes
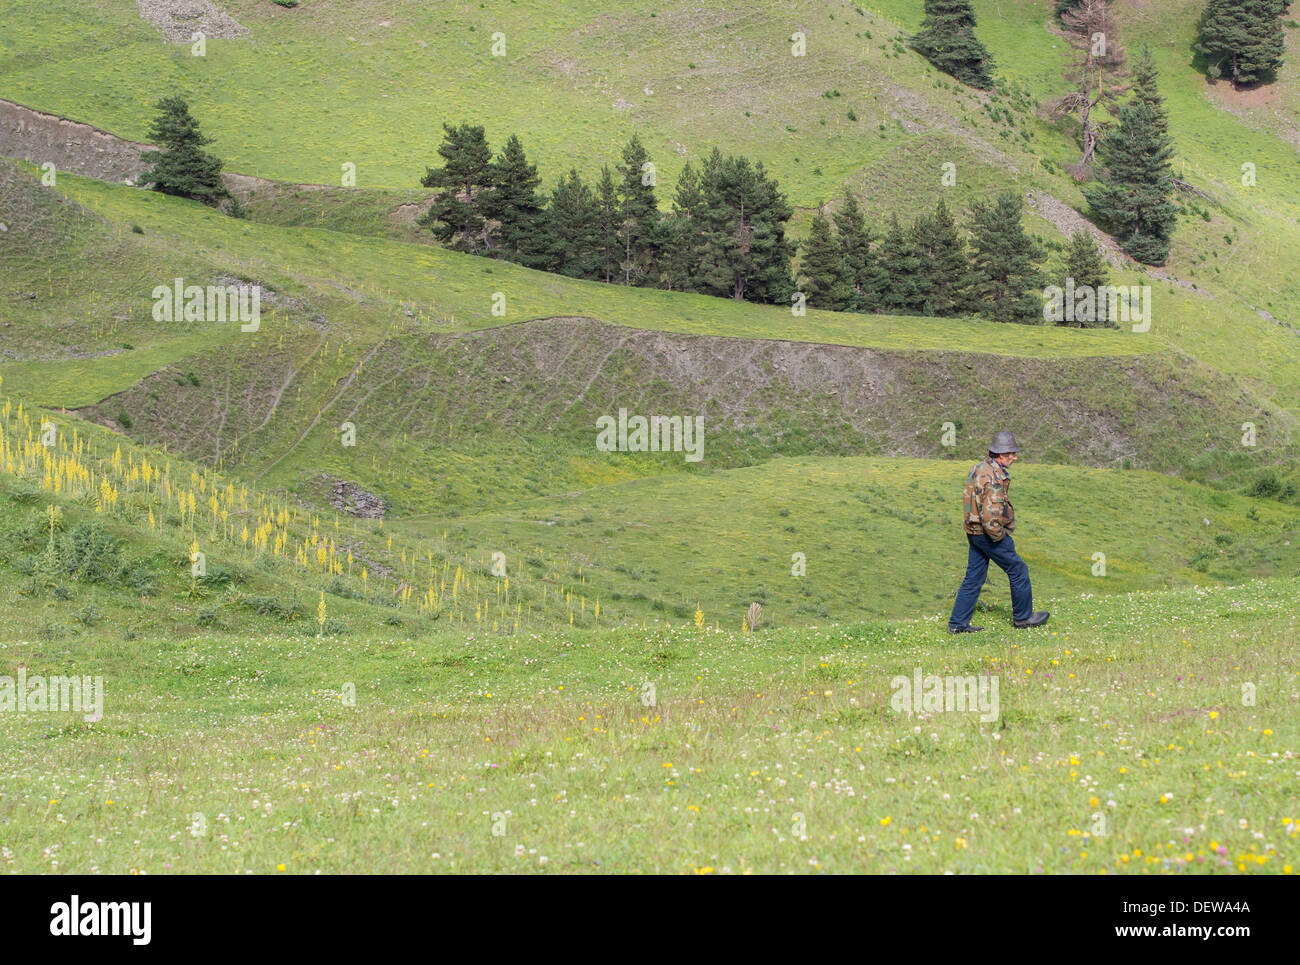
[5,169,1154,366]
[4,165,1294,531]
[111,318,1283,516]
[0,390,613,642]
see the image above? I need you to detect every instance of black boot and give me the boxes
[947,624,984,633]
[1013,611,1050,628]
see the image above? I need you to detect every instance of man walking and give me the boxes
[948,431,1049,633]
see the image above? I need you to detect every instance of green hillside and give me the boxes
[2,0,1296,637]
[3,1,1299,422]
[3,390,1296,637]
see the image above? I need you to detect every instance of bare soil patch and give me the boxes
[328,479,386,519]
[135,0,248,43]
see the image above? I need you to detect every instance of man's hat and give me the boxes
[989,431,1021,454]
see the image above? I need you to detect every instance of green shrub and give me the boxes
[58,520,123,583]
[1247,470,1296,501]
[126,566,158,596]
[197,606,224,629]
[37,618,68,641]
[327,576,369,601]
[197,563,235,588]
[6,480,42,505]
[240,594,292,619]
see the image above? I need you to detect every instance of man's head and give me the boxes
[988,431,1021,467]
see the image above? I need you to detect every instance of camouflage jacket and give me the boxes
[963,456,1015,542]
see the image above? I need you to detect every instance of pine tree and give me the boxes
[481,134,545,266]
[878,213,928,315]
[419,123,494,252]
[913,199,969,316]
[1128,40,1167,125]
[834,191,886,313]
[910,0,996,90]
[542,169,600,278]
[799,208,850,309]
[1056,229,1113,327]
[1197,0,1287,87]
[616,133,659,285]
[749,159,797,303]
[966,191,1045,323]
[696,149,795,303]
[595,165,619,284]
[660,162,706,292]
[139,96,229,206]
[1082,48,1177,265]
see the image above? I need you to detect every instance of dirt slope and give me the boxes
[75,316,1288,487]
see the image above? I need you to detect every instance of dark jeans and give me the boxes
[949,532,1033,628]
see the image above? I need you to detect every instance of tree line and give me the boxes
[419,122,1122,326]
[132,93,1121,327]
[800,193,1115,326]
[418,125,794,303]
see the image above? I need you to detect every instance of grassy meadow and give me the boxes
[1,576,1296,873]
